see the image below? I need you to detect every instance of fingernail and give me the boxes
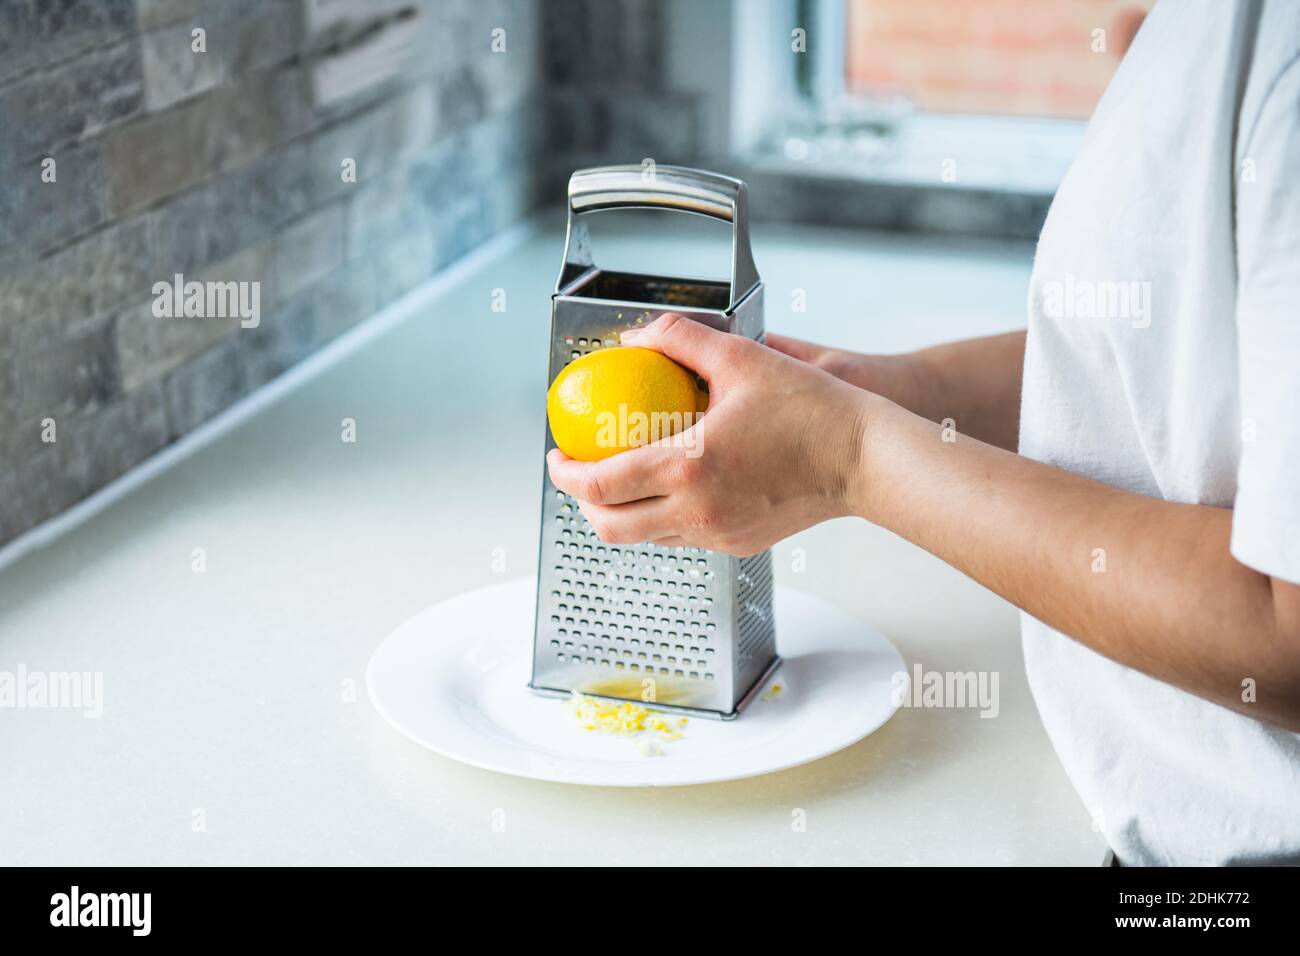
[619,328,643,343]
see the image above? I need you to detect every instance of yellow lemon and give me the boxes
[547,347,699,461]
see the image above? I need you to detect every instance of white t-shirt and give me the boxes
[1020,0,1300,865]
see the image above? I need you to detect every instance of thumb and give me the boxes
[619,312,744,385]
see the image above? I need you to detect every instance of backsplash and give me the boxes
[0,0,704,547]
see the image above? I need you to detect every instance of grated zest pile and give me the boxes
[568,693,688,744]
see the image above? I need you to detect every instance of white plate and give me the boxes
[367,578,904,786]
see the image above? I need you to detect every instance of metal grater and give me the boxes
[530,165,780,720]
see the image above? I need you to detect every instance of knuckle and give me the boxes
[583,508,637,546]
[586,515,616,543]
[577,470,606,506]
[720,334,755,364]
[692,502,724,535]
[657,312,686,337]
[671,453,704,487]
[721,333,747,356]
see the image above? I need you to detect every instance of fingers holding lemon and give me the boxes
[547,347,702,462]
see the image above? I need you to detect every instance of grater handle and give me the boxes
[559,165,760,311]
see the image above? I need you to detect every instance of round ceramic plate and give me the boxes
[367,578,904,786]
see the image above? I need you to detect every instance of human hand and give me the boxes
[546,314,874,556]
[766,332,925,413]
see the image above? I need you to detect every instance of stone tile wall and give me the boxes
[0,0,705,545]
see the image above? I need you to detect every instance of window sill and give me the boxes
[731,113,1083,241]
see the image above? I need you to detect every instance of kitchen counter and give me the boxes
[0,213,1105,865]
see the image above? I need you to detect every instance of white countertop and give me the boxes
[0,214,1105,865]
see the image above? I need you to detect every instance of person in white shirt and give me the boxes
[547,0,1300,865]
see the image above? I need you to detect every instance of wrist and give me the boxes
[838,389,895,523]
[906,347,952,419]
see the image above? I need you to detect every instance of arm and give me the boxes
[860,395,1300,731]
[767,330,1026,451]
[548,314,1300,731]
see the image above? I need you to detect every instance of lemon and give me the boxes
[547,347,700,461]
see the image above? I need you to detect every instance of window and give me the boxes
[845,0,1153,119]
[740,0,1154,194]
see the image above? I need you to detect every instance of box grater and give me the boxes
[530,165,780,720]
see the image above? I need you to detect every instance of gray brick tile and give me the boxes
[307,84,436,201]
[136,0,217,31]
[105,65,312,216]
[0,142,110,258]
[162,335,249,437]
[0,441,78,541]
[310,256,377,342]
[437,65,489,134]
[114,302,241,395]
[0,0,135,87]
[344,166,428,261]
[0,42,144,161]
[151,142,310,276]
[273,203,346,304]
[60,380,172,498]
[223,0,302,75]
[140,18,227,110]
[116,241,275,392]
[235,290,318,386]
[12,312,121,422]
[0,217,153,329]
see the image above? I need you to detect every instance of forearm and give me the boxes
[851,395,1300,730]
[903,331,1026,452]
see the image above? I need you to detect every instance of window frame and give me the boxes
[724,0,1088,197]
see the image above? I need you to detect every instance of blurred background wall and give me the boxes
[0,0,1143,549]
[0,0,708,546]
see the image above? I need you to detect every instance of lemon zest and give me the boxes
[567,693,688,746]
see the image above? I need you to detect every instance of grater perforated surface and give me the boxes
[545,488,723,684]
